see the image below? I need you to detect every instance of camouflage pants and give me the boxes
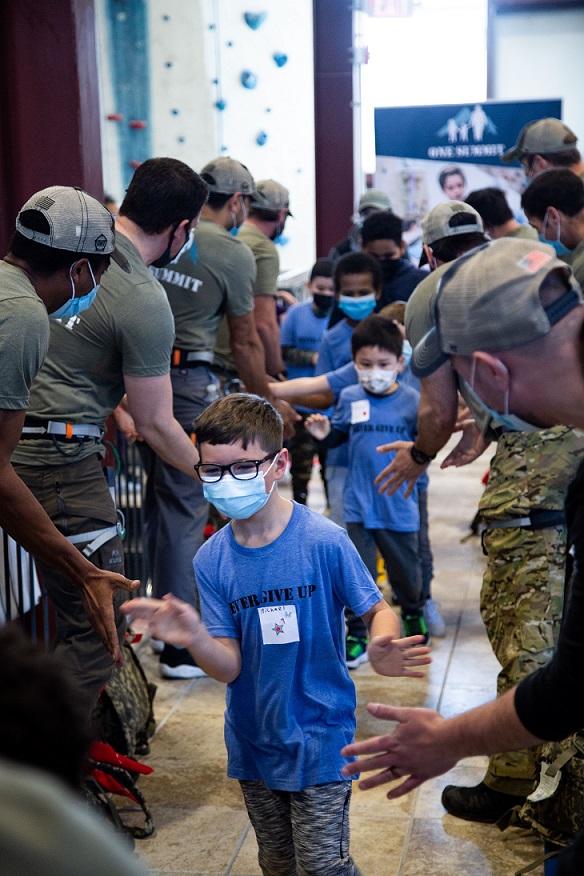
[287,413,327,504]
[481,523,567,795]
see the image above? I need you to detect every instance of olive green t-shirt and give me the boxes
[152,219,256,355]
[507,224,538,241]
[0,261,50,410]
[12,232,174,466]
[214,223,280,373]
[237,223,280,297]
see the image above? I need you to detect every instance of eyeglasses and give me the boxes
[194,452,279,483]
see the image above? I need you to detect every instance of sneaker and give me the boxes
[401,612,431,645]
[423,598,446,638]
[345,635,369,669]
[160,644,207,679]
[150,637,164,654]
[441,781,526,823]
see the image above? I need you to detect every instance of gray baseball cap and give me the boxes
[501,118,578,164]
[358,189,391,212]
[422,201,484,246]
[200,156,266,203]
[250,179,293,216]
[16,186,131,272]
[411,238,582,378]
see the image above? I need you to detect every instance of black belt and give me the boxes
[21,418,103,442]
[171,348,213,369]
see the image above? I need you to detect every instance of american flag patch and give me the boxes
[518,251,553,273]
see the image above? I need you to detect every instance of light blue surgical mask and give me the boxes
[202,456,278,519]
[401,339,413,368]
[338,293,376,321]
[49,262,99,320]
[538,210,572,257]
[465,360,538,433]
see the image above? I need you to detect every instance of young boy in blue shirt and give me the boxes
[123,393,430,876]
[306,315,429,644]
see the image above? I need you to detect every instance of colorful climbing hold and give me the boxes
[256,131,268,146]
[107,113,123,121]
[129,120,147,129]
[273,53,288,68]
[241,70,257,90]
[244,12,267,29]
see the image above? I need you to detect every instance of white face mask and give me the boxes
[357,367,398,394]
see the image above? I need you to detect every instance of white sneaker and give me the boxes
[423,599,446,638]
[160,662,207,680]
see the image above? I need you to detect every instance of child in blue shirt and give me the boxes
[123,393,430,876]
[306,315,429,644]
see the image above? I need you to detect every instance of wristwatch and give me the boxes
[410,445,436,465]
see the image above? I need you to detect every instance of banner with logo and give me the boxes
[374,99,562,260]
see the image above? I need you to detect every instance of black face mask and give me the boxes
[378,257,402,283]
[313,293,334,314]
[151,221,187,269]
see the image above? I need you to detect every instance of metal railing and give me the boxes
[1,436,149,639]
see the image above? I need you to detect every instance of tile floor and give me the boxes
[128,439,545,875]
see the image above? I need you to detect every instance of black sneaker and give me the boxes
[160,644,207,679]
[441,781,526,823]
[401,612,431,645]
[345,635,369,669]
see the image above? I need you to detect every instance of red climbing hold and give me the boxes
[129,120,147,129]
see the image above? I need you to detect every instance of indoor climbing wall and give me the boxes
[96,0,316,271]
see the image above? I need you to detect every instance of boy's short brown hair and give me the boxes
[193,394,283,456]
[351,315,403,359]
[378,300,407,325]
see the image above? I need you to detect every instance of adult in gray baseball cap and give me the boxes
[342,238,584,873]
[501,117,584,182]
[329,189,392,262]
[0,185,139,670]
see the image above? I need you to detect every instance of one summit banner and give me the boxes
[373,98,562,260]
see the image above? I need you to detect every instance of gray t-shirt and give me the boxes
[0,261,49,410]
[152,219,256,355]
[13,232,175,466]
[405,262,494,437]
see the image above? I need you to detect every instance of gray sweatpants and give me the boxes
[239,779,362,876]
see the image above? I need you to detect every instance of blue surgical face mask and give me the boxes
[401,339,413,368]
[538,210,572,257]
[466,359,538,433]
[49,262,99,320]
[338,293,376,321]
[202,455,278,519]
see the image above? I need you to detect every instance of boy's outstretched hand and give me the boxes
[304,413,331,441]
[367,634,431,678]
[121,594,201,648]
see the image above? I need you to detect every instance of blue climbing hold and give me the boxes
[215,99,227,111]
[241,70,257,90]
[273,53,288,68]
[256,131,268,146]
[244,12,267,30]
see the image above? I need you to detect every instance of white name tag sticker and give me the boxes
[351,399,370,424]
[258,605,300,645]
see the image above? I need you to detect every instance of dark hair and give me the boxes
[351,314,403,358]
[430,212,487,263]
[194,393,283,456]
[465,188,513,227]
[310,258,334,281]
[119,157,209,233]
[333,251,383,293]
[360,210,403,247]
[8,209,110,276]
[439,166,466,190]
[0,627,92,789]
[201,176,233,211]
[524,148,581,169]
[521,168,584,220]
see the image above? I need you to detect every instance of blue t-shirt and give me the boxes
[280,300,330,413]
[194,502,382,791]
[332,383,421,530]
[315,321,354,466]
